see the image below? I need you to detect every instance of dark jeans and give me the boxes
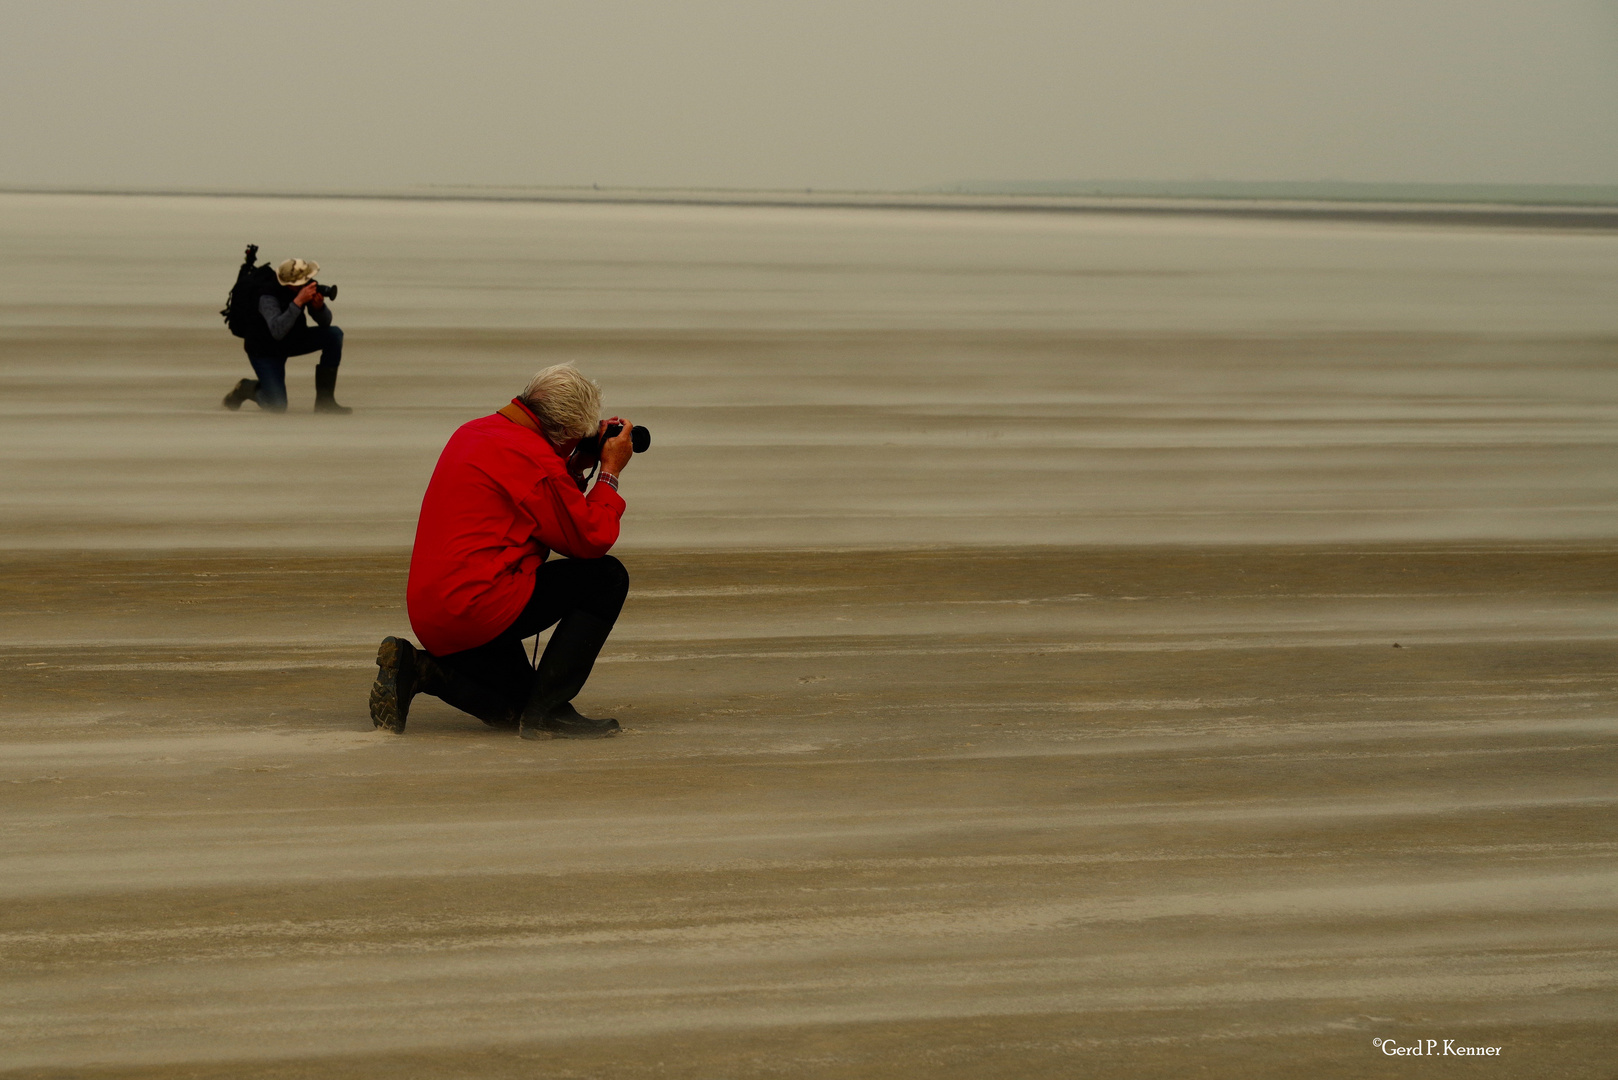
[432,555,630,722]
[245,324,343,411]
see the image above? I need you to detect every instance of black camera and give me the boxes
[313,283,338,300]
[579,422,650,455]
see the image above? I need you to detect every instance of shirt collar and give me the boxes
[497,397,542,431]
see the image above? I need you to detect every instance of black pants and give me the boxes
[245,324,343,411]
[432,555,629,721]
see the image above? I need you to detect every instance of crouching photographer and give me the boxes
[371,364,648,739]
[222,249,350,414]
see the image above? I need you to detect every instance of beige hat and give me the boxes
[276,258,320,287]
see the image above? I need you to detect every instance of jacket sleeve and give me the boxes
[522,474,626,560]
[259,294,302,341]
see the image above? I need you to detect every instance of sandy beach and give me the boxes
[1,193,1615,1078]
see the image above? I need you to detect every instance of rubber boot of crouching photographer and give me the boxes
[515,558,630,739]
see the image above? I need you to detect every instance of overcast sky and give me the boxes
[2,0,1615,192]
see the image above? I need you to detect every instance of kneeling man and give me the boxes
[370,364,635,739]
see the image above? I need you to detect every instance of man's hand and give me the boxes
[292,283,319,308]
[307,289,326,311]
[599,417,634,475]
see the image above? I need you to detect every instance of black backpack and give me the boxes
[220,244,279,339]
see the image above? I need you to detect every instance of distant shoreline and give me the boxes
[4,184,1617,230]
[934,179,1618,207]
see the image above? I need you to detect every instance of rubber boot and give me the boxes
[518,611,621,739]
[222,378,259,411]
[313,365,352,414]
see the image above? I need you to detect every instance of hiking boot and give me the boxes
[314,365,352,415]
[222,378,259,410]
[520,701,621,740]
[369,636,418,733]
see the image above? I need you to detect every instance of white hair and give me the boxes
[520,364,601,443]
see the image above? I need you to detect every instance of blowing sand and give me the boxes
[1,193,1615,1078]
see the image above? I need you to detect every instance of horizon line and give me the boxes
[3,182,1616,230]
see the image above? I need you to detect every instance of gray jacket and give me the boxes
[258,291,333,341]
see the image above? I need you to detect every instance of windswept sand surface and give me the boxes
[3,547,1616,1078]
[1,194,1616,1077]
[2,192,1615,550]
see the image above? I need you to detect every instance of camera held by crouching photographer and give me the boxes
[577,421,650,459]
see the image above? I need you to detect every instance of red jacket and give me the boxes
[407,399,626,656]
